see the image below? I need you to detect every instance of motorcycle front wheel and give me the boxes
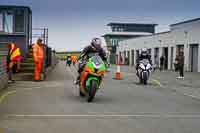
[143,72,148,85]
[88,80,98,102]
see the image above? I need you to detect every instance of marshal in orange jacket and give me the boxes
[32,43,44,81]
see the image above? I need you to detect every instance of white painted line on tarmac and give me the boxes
[152,79,162,87]
[0,90,17,104]
[4,114,200,119]
[22,88,33,91]
[182,93,200,100]
[66,66,80,95]
[66,66,77,80]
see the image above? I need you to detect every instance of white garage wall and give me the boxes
[117,19,200,72]
[170,20,200,45]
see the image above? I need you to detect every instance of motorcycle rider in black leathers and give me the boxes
[136,48,152,75]
[74,38,107,84]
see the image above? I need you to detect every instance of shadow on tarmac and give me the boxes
[132,81,154,86]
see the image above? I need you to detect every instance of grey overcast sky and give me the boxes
[1,0,199,51]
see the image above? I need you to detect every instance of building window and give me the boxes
[111,39,114,46]
[113,39,116,46]
[114,27,117,32]
[116,27,119,32]
[4,11,13,33]
[112,27,116,32]
[0,13,3,31]
[114,27,124,32]
[15,9,25,33]
[112,39,116,46]
[110,38,121,46]
[112,26,123,32]
[118,27,124,32]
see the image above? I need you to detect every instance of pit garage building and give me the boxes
[117,18,200,72]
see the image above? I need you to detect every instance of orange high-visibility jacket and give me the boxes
[32,43,44,62]
[9,43,21,62]
[72,55,77,62]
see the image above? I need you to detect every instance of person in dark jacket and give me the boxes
[74,38,107,84]
[175,51,184,79]
[160,55,165,71]
[66,54,72,67]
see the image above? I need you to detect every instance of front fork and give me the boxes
[86,77,100,91]
[138,69,150,78]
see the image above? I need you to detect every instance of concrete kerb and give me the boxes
[0,90,16,101]
[0,74,8,91]
[0,90,17,104]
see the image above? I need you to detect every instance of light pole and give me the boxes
[158,39,162,55]
[184,31,188,48]
[159,40,162,47]
[184,30,188,71]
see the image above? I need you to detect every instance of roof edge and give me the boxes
[170,18,200,27]
[107,22,158,26]
[117,31,171,43]
[0,5,32,13]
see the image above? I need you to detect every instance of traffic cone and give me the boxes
[114,64,122,80]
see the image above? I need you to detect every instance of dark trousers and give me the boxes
[76,62,86,80]
[8,69,12,80]
[160,64,164,71]
[179,65,184,77]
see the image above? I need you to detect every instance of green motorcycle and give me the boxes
[79,54,106,102]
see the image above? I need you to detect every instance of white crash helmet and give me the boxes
[141,48,147,53]
[141,48,148,56]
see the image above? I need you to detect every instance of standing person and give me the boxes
[71,55,74,65]
[174,53,179,71]
[72,55,77,66]
[119,54,123,65]
[160,55,165,71]
[155,55,159,70]
[7,43,22,83]
[176,51,185,79]
[66,54,72,67]
[32,38,44,81]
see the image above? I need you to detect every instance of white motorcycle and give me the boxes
[137,59,152,85]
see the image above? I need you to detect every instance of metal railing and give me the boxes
[0,42,8,89]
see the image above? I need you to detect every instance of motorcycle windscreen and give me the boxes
[139,64,146,70]
[146,64,151,69]
[140,59,149,66]
[92,55,104,68]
